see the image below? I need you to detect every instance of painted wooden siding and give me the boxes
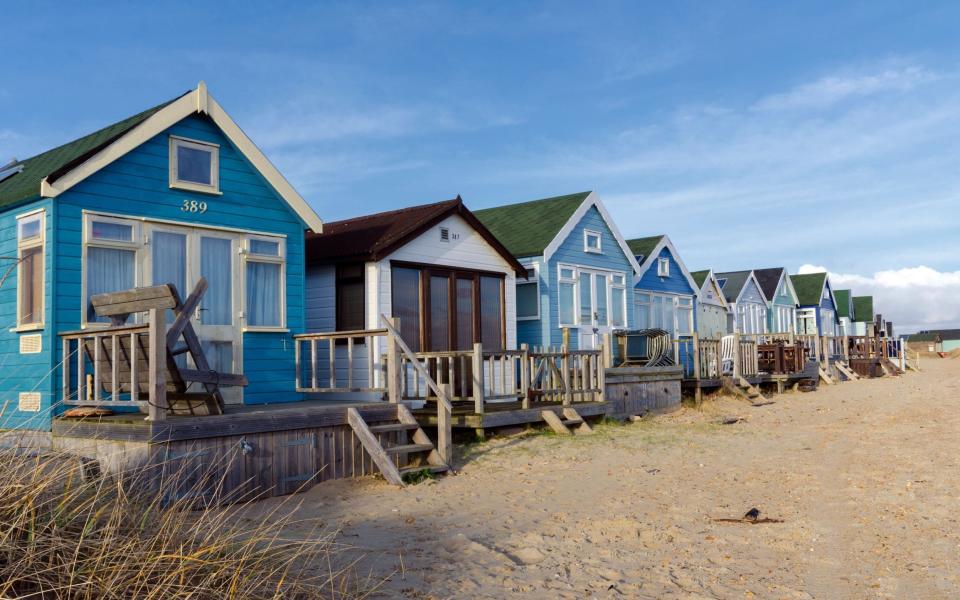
[698,278,725,308]
[516,257,545,348]
[545,206,635,349]
[635,247,694,296]
[0,198,56,431]
[697,304,729,339]
[773,278,795,306]
[739,278,765,305]
[55,114,309,408]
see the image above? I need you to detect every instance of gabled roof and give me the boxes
[0,95,184,209]
[0,82,323,232]
[908,332,941,342]
[715,270,754,304]
[305,197,525,274]
[627,234,699,293]
[790,272,829,306]
[852,296,874,322]
[834,289,853,318]
[626,235,664,266]
[753,267,786,302]
[690,270,710,288]
[918,328,960,340]
[473,192,591,258]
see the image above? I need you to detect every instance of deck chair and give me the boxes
[720,335,735,375]
[85,278,247,416]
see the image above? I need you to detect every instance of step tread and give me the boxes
[562,418,584,425]
[369,422,420,433]
[398,464,449,476]
[386,443,435,455]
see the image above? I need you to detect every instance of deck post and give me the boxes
[520,343,530,409]
[597,345,606,403]
[472,342,485,415]
[562,327,571,349]
[561,345,572,406]
[602,332,613,368]
[387,318,401,403]
[147,307,167,422]
[733,332,741,379]
[692,332,701,383]
[438,383,453,463]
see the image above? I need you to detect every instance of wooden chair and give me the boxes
[720,335,735,375]
[84,278,247,416]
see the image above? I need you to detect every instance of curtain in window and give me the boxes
[392,267,421,351]
[153,231,187,292]
[19,246,42,325]
[429,275,450,351]
[200,237,232,325]
[559,282,575,325]
[456,278,475,350]
[86,247,135,322]
[246,261,281,327]
[480,276,503,351]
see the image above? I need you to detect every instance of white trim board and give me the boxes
[40,82,323,233]
[632,234,699,293]
[541,191,643,276]
[697,269,729,310]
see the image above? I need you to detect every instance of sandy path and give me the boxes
[251,360,960,599]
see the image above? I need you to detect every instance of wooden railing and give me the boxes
[294,328,388,394]
[61,324,153,411]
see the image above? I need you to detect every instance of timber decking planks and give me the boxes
[414,401,609,429]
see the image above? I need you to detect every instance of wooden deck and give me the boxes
[412,400,610,429]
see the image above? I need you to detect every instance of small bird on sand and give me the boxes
[743,508,761,522]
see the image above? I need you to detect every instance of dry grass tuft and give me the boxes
[0,447,373,599]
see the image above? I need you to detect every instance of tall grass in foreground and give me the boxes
[0,448,371,599]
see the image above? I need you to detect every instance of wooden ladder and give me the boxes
[541,407,593,435]
[347,405,450,486]
[818,367,837,385]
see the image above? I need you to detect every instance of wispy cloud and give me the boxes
[752,64,939,111]
[799,264,960,331]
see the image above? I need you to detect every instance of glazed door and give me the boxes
[578,270,611,349]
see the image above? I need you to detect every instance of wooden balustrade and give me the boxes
[61,324,153,411]
[294,328,389,394]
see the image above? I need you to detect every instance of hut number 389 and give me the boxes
[181,200,208,213]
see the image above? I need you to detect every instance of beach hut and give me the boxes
[0,82,323,432]
[689,270,730,339]
[753,267,799,334]
[906,332,942,353]
[790,272,839,337]
[833,289,855,337]
[851,295,875,336]
[626,235,698,339]
[474,192,640,350]
[715,270,768,334]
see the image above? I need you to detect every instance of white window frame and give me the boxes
[241,234,287,332]
[610,273,627,328]
[557,263,579,327]
[657,257,670,277]
[583,229,602,254]
[16,209,45,331]
[516,263,540,321]
[557,263,626,328]
[81,214,143,328]
[635,290,692,336]
[169,135,221,195]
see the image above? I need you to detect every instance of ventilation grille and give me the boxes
[18,392,41,412]
[440,227,450,242]
[19,334,42,354]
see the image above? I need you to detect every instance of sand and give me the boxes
[250,360,960,599]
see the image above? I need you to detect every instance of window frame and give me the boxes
[557,263,579,327]
[169,135,221,195]
[636,290,693,337]
[516,263,540,321]
[81,214,142,328]
[241,234,287,332]
[657,257,670,277]
[583,229,603,254]
[16,209,45,331]
[335,263,367,332]
[610,272,627,328]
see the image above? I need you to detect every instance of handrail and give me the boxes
[294,328,387,339]
[380,315,452,413]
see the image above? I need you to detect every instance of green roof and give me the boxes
[834,289,852,318]
[907,332,940,342]
[690,269,710,288]
[473,191,591,257]
[852,296,874,322]
[790,272,828,306]
[626,235,664,266]
[0,94,185,209]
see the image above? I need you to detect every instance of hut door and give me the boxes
[577,270,611,349]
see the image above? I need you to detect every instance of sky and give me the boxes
[2,1,959,331]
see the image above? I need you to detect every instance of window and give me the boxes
[657,257,670,277]
[169,136,220,194]
[797,308,817,335]
[584,230,602,253]
[336,263,365,331]
[635,293,651,329]
[516,264,539,320]
[480,276,503,351]
[243,236,285,329]
[392,267,422,352]
[85,216,139,324]
[610,274,626,327]
[636,291,693,336]
[677,296,693,335]
[17,211,44,328]
[558,265,577,326]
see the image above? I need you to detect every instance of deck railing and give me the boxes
[61,324,153,411]
[293,328,389,394]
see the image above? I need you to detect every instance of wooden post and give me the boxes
[520,343,530,409]
[596,346,606,403]
[692,332,701,383]
[602,332,613,368]
[562,327,571,349]
[61,339,70,404]
[733,332,741,379]
[387,318,401,403]
[438,383,453,464]
[147,307,167,422]
[561,345,572,406]
[472,342,485,415]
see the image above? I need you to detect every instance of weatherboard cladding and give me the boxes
[473,191,590,258]
[634,245,695,296]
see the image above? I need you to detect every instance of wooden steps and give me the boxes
[881,358,903,376]
[818,367,837,385]
[347,405,450,486]
[541,407,593,435]
[835,361,861,381]
[722,376,771,404]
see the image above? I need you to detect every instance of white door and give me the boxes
[578,270,612,349]
[146,224,243,404]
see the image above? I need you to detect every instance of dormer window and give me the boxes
[584,230,602,253]
[169,136,220,194]
[657,257,670,277]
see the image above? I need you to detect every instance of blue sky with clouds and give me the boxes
[2,1,959,330]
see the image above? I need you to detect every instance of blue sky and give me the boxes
[2,1,960,329]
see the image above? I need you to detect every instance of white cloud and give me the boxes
[753,65,939,111]
[798,264,960,332]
